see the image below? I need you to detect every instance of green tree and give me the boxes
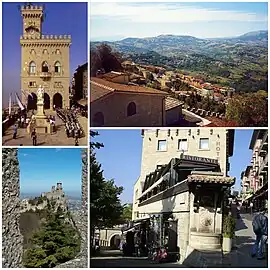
[23,211,80,268]
[120,204,133,222]
[90,131,124,246]
[90,44,123,76]
[226,93,267,127]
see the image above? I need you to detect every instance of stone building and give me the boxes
[73,63,88,102]
[90,76,167,127]
[2,149,23,268]
[241,130,268,208]
[20,3,71,110]
[130,129,235,265]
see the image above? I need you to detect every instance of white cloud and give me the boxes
[90,3,267,23]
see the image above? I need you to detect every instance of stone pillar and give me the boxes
[2,149,23,268]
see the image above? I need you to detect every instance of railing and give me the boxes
[40,72,52,78]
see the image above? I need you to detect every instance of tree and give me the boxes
[90,131,124,246]
[226,93,267,127]
[120,204,133,222]
[23,211,80,268]
[90,44,123,76]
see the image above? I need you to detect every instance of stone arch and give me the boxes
[127,102,136,117]
[41,61,49,72]
[53,93,63,109]
[27,92,37,110]
[109,233,121,250]
[43,49,48,55]
[54,61,61,74]
[29,61,36,74]
[92,112,104,126]
[44,93,50,109]
[30,49,36,55]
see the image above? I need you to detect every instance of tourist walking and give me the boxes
[31,128,37,146]
[13,124,18,139]
[251,208,268,260]
[250,202,254,215]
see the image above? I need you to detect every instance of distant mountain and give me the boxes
[91,31,268,92]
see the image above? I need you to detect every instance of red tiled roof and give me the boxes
[90,77,167,102]
[205,117,238,127]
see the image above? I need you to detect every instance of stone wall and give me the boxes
[2,149,23,268]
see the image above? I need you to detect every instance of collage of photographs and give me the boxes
[0,0,268,269]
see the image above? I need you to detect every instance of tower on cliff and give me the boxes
[20,3,71,110]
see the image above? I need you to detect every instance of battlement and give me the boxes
[20,34,72,40]
[21,4,43,11]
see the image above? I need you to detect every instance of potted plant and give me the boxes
[222,214,236,253]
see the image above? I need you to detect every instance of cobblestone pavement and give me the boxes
[90,250,186,268]
[3,111,87,146]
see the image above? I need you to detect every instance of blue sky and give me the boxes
[90,2,268,41]
[18,148,83,195]
[2,2,88,107]
[92,129,254,203]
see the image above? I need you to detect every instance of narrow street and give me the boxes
[90,250,186,268]
[90,214,267,268]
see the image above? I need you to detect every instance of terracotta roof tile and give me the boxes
[90,77,167,102]
[187,174,235,184]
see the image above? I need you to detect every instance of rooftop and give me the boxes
[90,77,167,102]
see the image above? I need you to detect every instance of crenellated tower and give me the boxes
[20,3,71,110]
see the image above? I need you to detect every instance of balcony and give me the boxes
[259,153,268,176]
[40,72,52,79]
[259,131,268,153]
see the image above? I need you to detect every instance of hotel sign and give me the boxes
[182,155,218,164]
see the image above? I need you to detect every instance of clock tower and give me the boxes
[20,3,71,110]
[21,3,43,38]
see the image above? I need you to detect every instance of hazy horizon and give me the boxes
[90,29,268,42]
[91,2,268,41]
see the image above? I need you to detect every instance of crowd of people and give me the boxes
[56,107,84,145]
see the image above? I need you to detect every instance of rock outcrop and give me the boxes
[2,149,23,268]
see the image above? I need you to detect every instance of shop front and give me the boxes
[133,154,235,264]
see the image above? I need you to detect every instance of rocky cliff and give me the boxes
[2,149,24,268]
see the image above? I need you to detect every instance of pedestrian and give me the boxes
[31,128,37,146]
[13,124,18,139]
[250,202,254,215]
[75,137,79,146]
[251,207,268,260]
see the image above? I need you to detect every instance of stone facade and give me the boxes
[91,92,166,127]
[2,149,23,268]
[74,63,88,101]
[133,128,233,220]
[20,4,71,109]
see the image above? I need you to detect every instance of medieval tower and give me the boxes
[20,3,71,110]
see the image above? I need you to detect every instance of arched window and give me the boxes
[30,49,36,55]
[29,61,36,74]
[54,61,61,73]
[42,61,49,72]
[93,112,104,126]
[127,102,136,116]
[43,49,48,54]
[56,49,61,55]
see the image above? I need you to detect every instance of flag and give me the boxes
[15,93,25,110]
[8,93,12,115]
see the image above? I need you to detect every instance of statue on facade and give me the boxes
[37,85,44,101]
